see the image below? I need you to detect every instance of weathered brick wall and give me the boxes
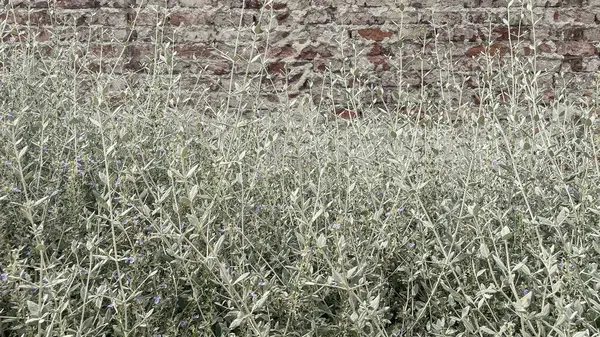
[2,0,600,115]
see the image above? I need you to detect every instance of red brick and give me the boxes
[358,28,393,41]
[276,12,290,23]
[335,108,361,120]
[367,56,390,71]
[298,45,333,60]
[269,44,296,58]
[244,0,262,9]
[212,62,230,75]
[268,62,286,75]
[368,43,392,56]
[466,43,506,57]
[315,60,327,72]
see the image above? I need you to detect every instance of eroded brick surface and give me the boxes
[1,0,598,112]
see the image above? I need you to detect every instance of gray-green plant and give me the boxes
[0,1,599,337]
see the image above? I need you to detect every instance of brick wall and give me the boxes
[2,0,600,116]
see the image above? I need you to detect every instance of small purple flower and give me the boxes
[179,223,184,230]
[81,270,88,275]
[492,158,499,168]
[8,36,15,43]
[255,205,265,214]
[42,279,48,285]
[126,256,135,264]
[116,178,121,186]
[153,296,160,304]
[12,187,21,193]
[4,161,12,166]
[258,281,266,287]
[407,243,415,248]
[180,321,187,327]
[331,281,337,286]
[136,297,142,303]
[250,291,257,297]
[219,228,225,233]
[160,282,167,289]
[193,314,199,319]
[385,211,391,217]
[116,159,122,165]
[523,289,529,295]
[399,207,405,213]
[113,272,119,279]
[332,223,341,230]
[42,148,47,153]
[108,302,115,309]
[1,273,7,281]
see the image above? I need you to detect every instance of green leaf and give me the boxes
[310,208,323,223]
[479,241,490,258]
[252,291,270,312]
[27,301,40,317]
[89,117,101,128]
[316,234,326,248]
[369,294,380,310]
[229,316,245,329]
[500,226,512,239]
[232,272,249,286]
[18,145,28,159]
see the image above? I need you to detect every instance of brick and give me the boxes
[335,108,361,120]
[338,10,385,25]
[297,45,333,60]
[168,12,211,26]
[358,27,394,41]
[55,0,100,9]
[264,2,287,10]
[132,0,177,7]
[367,43,392,56]
[557,41,597,56]
[268,44,296,59]
[466,43,507,57]
[179,0,212,7]
[1,10,52,25]
[367,56,391,71]
[491,27,528,41]
[547,9,596,24]
[53,9,127,27]
[173,45,213,58]
[302,8,333,24]
[268,61,286,75]
[6,0,49,8]
[584,27,600,40]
